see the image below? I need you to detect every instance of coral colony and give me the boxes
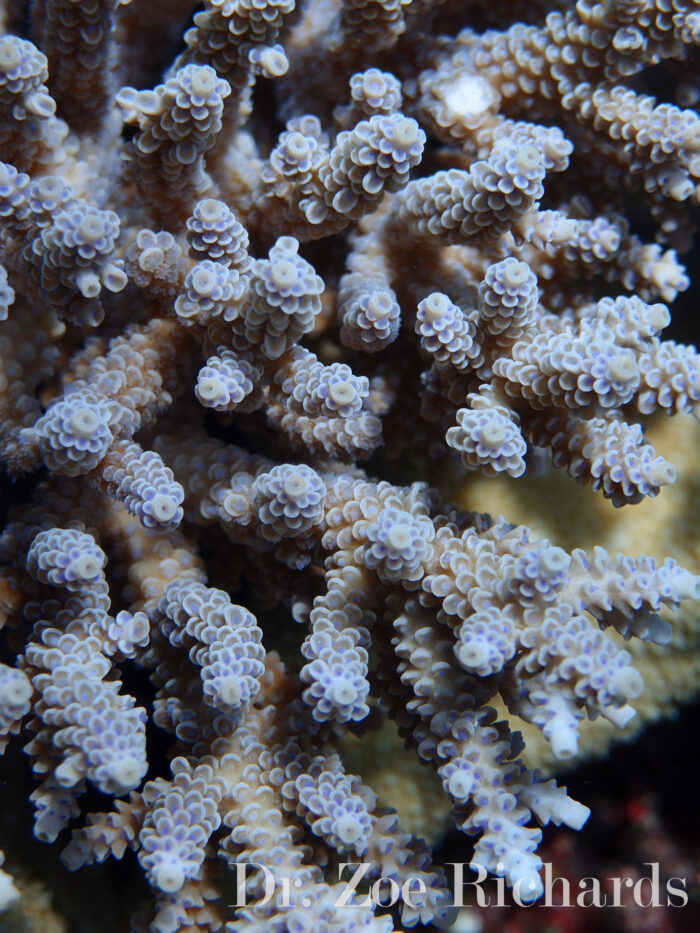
[0,0,699,929]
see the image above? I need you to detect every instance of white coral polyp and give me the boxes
[363,507,434,583]
[439,72,498,126]
[26,527,106,590]
[254,463,326,539]
[212,676,243,708]
[454,637,492,673]
[106,755,147,796]
[329,676,359,707]
[34,391,118,475]
[152,857,186,894]
[511,544,572,602]
[442,760,476,802]
[447,406,527,477]
[148,492,179,523]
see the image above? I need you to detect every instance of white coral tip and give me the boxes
[513,871,544,903]
[154,859,186,893]
[454,640,489,672]
[559,798,590,831]
[109,755,145,793]
[216,676,242,708]
[609,667,644,700]
[336,813,363,846]
[0,670,32,707]
[447,769,474,801]
[675,570,700,601]
[601,703,636,729]
[527,781,591,830]
[102,262,128,293]
[74,269,101,299]
[0,870,19,912]
[547,720,578,761]
[648,461,677,486]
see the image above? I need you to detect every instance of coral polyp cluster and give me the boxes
[0,0,699,930]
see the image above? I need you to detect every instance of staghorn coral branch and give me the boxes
[32,0,118,136]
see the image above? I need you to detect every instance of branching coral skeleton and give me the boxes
[0,0,699,929]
